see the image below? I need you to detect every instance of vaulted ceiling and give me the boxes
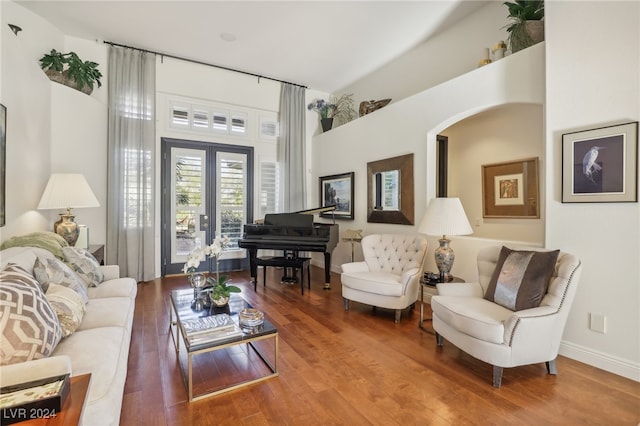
[17,0,490,92]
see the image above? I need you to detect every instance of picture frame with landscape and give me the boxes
[319,172,354,220]
[562,121,638,203]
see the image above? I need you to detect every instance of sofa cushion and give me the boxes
[45,283,86,337]
[0,232,68,259]
[62,247,104,287]
[86,278,138,300]
[0,264,62,365]
[33,256,89,304]
[431,295,513,344]
[341,271,404,296]
[484,246,560,311]
[78,297,134,331]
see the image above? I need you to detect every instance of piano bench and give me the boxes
[255,256,312,295]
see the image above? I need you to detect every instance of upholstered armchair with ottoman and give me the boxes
[341,234,428,323]
[431,245,582,387]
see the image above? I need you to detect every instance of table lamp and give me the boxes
[418,197,473,282]
[37,173,100,246]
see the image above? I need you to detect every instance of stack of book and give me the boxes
[180,314,243,345]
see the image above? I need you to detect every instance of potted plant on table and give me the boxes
[207,274,241,307]
[183,235,239,309]
[39,49,103,95]
[308,93,356,132]
[503,0,545,53]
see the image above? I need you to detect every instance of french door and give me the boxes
[161,138,253,276]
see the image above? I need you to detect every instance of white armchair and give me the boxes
[341,234,428,323]
[431,245,582,387]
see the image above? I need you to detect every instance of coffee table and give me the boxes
[169,289,278,402]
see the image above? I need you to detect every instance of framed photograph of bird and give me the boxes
[482,157,539,218]
[562,122,638,203]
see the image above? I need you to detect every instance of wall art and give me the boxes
[482,157,539,218]
[319,172,354,220]
[562,121,638,203]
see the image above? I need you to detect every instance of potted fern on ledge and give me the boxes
[39,49,103,95]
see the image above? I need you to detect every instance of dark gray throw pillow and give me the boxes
[484,246,560,311]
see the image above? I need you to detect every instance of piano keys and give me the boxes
[238,206,339,289]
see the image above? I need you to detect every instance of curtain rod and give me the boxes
[103,40,307,89]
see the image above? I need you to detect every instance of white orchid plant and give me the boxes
[182,235,231,275]
[182,235,241,298]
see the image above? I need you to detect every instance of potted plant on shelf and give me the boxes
[503,0,544,53]
[308,93,356,132]
[39,49,103,95]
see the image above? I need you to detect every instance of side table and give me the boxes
[419,276,464,331]
[18,373,91,426]
[89,244,104,265]
[342,236,362,262]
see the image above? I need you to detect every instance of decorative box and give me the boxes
[0,373,70,425]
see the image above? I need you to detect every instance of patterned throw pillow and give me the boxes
[33,257,89,304]
[0,263,62,365]
[45,283,86,337]
[484,246,560,311]
[62,247,104,287]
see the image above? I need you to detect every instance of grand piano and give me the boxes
[238,206,339,289]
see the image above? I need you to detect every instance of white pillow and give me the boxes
[45,283,86,337]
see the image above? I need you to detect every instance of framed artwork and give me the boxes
[319,172,354,220]
[482,157,539,218]
[0,103,5,227]
[562,122,638,203]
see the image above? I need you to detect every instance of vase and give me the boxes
[188,273,206,289]
[210,294,230,307]
[320,118,333,132]
[188,273,208,310]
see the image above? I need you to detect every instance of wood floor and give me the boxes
[120,266,640,425]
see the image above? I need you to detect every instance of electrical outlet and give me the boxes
[475,217,482,226]
[589,313,606,334]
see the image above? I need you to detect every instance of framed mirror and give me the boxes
[367,153,414,224]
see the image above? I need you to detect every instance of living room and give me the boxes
[1,0,638,423]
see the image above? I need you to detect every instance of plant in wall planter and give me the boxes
[39,49,103,95]
[503,0,544,53]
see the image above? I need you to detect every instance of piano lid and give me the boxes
[255,205,336,225]
[295,205,336,215]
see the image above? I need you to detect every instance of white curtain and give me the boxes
[106,46,156,281]
[278,83,306,212]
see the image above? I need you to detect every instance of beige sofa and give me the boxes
[0,245,137,426]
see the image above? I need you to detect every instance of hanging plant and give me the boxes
[39,49,103,95]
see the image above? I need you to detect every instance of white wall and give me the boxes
[338,1,507,108]
[1,2,61,239]
[443,104,544,243]
[311,45,545,273]
[0,2,109,243]
[545,0,639,380]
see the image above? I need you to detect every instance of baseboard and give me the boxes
[559,340,640,382]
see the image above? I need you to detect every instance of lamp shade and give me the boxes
[37,174,100,210]
[418,197,473,237]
